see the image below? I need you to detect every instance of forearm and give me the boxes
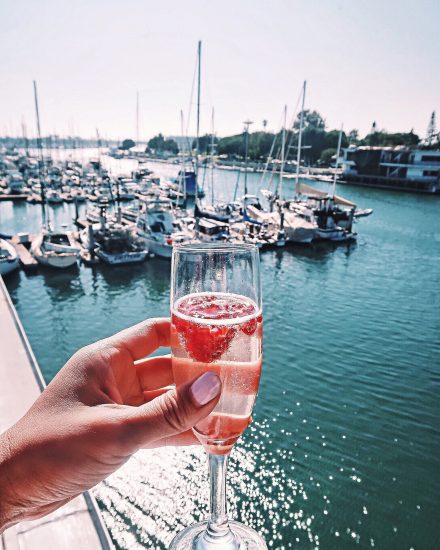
[0,428,23,533]
[0,417,83,534]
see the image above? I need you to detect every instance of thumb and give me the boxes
[123,372,221,449]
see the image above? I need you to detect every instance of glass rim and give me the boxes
[173,242,258,254]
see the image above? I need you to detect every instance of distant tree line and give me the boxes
[145,133,179,155]
[211,110,428,166]
[143,115,433,165]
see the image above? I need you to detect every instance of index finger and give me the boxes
[109,318,170,361]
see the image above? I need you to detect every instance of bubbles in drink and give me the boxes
[171,292,263,453]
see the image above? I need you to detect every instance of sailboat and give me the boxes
[247,94,317,244]
[30,81,80,269]
[312,126,357,242]
[80,223,149,265]
[177,41,205,200]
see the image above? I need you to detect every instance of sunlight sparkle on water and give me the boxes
[93,418,322,549]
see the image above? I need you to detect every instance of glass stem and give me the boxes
[203,452,236,545]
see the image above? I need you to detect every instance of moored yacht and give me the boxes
[80,223,149,265]
[246,201,317,244]
[136,198,192,259]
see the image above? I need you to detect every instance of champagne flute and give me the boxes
[169,243,266,550]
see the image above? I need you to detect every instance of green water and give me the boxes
[1,163,439,549]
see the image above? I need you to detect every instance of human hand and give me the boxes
[0,318,221,532]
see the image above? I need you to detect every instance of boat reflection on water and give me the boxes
[88,255,172,300]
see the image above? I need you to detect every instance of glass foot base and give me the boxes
[169,520,267,549]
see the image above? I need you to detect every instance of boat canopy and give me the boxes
[297,183,357,208]
[194,201,229,223]
[197,218,229,235]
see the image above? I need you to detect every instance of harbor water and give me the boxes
[1,160,439,549]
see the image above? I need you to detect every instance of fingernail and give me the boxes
[190,372,221,407]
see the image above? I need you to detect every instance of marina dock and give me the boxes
[10,235,38,270]
[0,276,113,550]
[0,195,28,202]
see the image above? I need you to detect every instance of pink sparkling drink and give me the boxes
[171,292,263,454]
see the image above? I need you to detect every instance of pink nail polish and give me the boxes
[190,372,221,407]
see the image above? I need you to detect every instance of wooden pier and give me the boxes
[0,194,28,202]
[10,235,39,270]
[74,217,131,229]
[0,276,113,549]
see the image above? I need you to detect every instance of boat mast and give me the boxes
[243,119,253,196]
[179,109,186,201]
[210,107,215,206]
[330,124,343,199]
[195,40,201,202]
[96,128,102,178]
[295,80,307,196]
[33,80,46,224]
[136,91,140,145]
[21,120,29,156]
[279,105,287,200]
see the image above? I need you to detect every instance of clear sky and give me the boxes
[1,0,439,141]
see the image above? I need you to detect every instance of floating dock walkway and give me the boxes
[0,276,113,549]
[10,236,38,270]
[0,195,28,202]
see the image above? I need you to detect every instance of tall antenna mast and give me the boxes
[295,80,307,196]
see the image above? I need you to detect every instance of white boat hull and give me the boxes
[247,206,317,244]
[31,232,79,269]
[284,225,315,243]
[316,228,356,242]
[33,251,78,268]
[143,238,172,259]
[0,259,20,275]
[96,249,148,265]
[0,239,19,275]
[283,212,317,243]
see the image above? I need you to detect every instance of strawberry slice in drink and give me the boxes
[172,293,258,363]
[172,314,237,363]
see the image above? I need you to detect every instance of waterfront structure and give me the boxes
[340,147,440,193]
